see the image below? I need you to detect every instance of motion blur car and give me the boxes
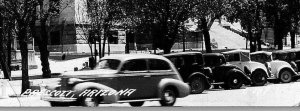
[250,51,299,83]
[41,54,190,107]
[203,53,251,89]
[222,50,269,86]
[163,52,211,94]
[273,48,300,73]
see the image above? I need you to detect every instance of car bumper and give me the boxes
[41,95,77,102]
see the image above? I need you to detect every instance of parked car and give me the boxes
[41,54,190,107]
[203,53,251,89]
[272,48,300,73]
[163,52,212,94]
[250,51,299,83]
[222,50,269,86]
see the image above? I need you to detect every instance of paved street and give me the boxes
[1,78,300,107]
[1,55,300,107]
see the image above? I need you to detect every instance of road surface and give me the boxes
[1,78,300,107]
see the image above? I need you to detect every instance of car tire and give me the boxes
[129,101,144,107]
[159,88,177,106]
[50,102,73,107]
[189,77,206,94]
[226,74,243,89]
[279,69,292,83]
[251,70,267,86]
[77,89,101,107]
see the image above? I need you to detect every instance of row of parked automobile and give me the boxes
[40,48,300,107]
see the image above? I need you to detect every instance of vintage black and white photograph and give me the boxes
[0,0,300,107]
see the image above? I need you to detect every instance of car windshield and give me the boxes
[96,59,121,70]
[251,54,272,63]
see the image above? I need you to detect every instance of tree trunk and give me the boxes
[0,14,11,80]
[291,31,296,48]
[102,25,108,57]
[0,48,12,80]
[19,31,30,93]
[247,22,255,52]
[256,31,262,51]
[7,32,12,71]
[201,18,212,53]
[39,20,51,78]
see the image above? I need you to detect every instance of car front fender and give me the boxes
[227,68,252,85]
[72,82,119,104]
[158,78,190,98]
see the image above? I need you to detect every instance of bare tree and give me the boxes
[2,0,38,93]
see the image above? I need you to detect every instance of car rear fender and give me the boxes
[276,66,297,78]
[72,82,119,104]
[158,78,190,98]
[188,72,211,89]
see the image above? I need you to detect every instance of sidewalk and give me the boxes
[8,55,91,80]
[0,55,92,107]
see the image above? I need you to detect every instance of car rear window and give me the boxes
[149,59,171,70]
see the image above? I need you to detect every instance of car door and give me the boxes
[226,53,243,71]
[117,59,153,100]
[147,59,177,98]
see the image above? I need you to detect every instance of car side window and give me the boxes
[149,59,171,71]
[226,53,240,62]
[121,59,147,72]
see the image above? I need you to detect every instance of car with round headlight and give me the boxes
[222,50,269,86]
[203,53,251,89]
[163,52,212,94]
[41,54,190,107]
[273,48,300,73]
[250,51,299,83]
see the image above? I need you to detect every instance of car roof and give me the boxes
[163,51,202,57]
[101,54,168,61]
[221,49,250,54]
[250,51,272,55]
[203,53,224,56]
[273,48,300,53]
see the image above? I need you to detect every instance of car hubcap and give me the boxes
[84,97,97,107]
[233,79,238,84]
[192,80,201,91]
[164,91,175,104]
[283,74,290,80]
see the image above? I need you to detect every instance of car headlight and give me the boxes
[265,63,272,73]
[68,78,85,84]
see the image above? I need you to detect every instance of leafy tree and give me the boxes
[2,0,38,93]
[265,0,291,50]
[226,0,264,52]
[30,0,71,78]
[0,3,14,80]
[287,0,300,48]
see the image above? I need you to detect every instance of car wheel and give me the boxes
[279,69,292,83]
[159,88,177,106]
[226,74,243,89]
[190,77,205,94]
[251,70,267,86]
[129,101,144,107]
[77,89,100,107]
